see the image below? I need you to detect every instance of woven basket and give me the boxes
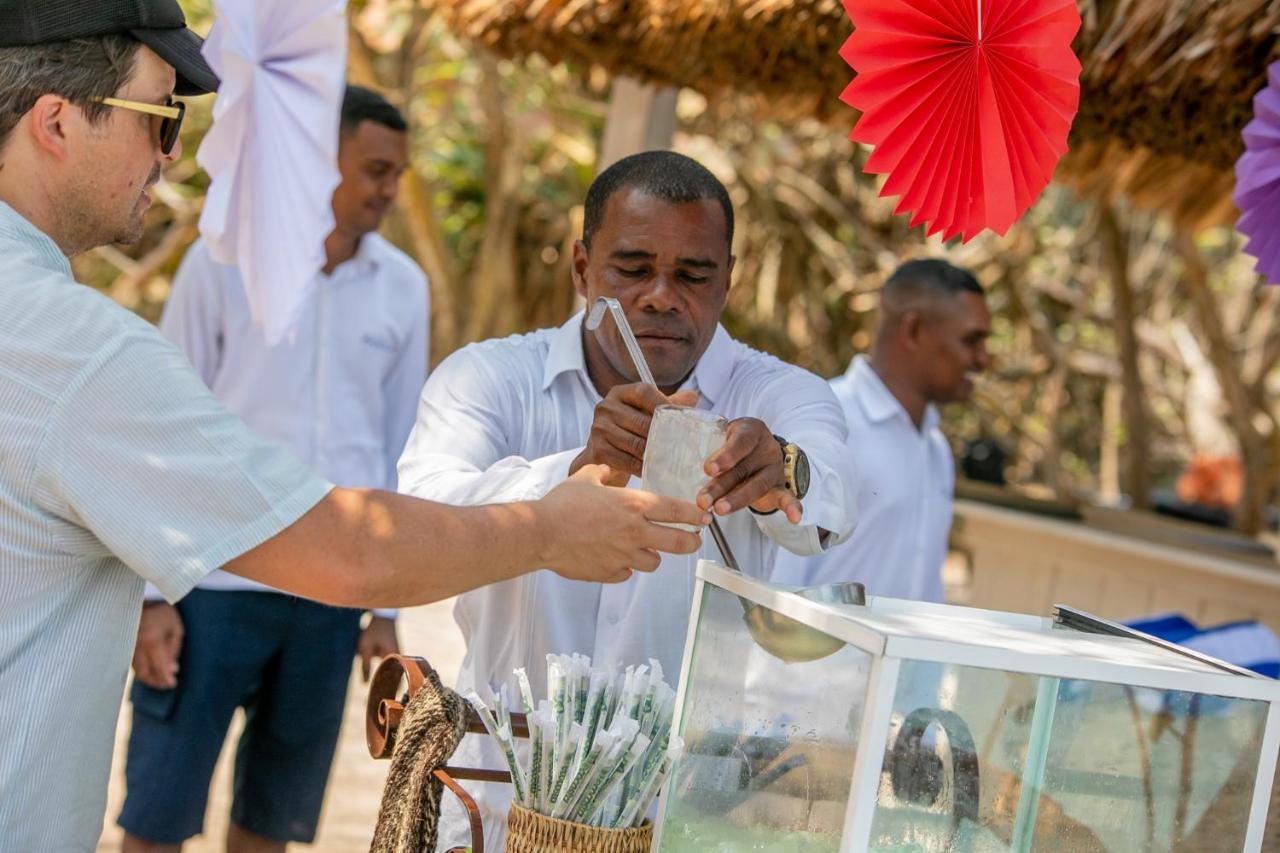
[504,803,652,853]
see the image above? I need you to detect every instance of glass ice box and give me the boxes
[652,561,1280,852]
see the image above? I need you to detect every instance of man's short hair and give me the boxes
[340,85,406,136]
[883,258,983,303]
[583,150,734,250]
[0,35,141,151]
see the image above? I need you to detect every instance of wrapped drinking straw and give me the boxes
[580,669,606,749]
[547,721,583,806]
[526,704,548,810]
[565,720,639,823]
[650,685,675,737]
[514,667,536,715]
[572,731,650,825]
[497,721,529,806]
[573,656,591,724]
[601,672,621,731]
[546,656,568,775]
[553,728,618,819]
[634,669,669,747]
[566,735,626,824]
[600,731,654,829]
[635,691,675,782]
[584,676,613,756]
[537,711,556,813]
[618,739,684,828]
[464,691,499,737]
[463,692,528,805]
[547,706,611,814]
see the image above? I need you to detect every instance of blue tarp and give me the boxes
[1126,613,1280,679]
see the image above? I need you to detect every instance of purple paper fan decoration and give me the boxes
[1236,62,1280,285]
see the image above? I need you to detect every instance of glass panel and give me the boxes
[870,660,1037,851]
[1030,680,1268,851]
[657,583,872,852]
[867,661,1270,852]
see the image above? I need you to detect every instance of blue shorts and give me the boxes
[118,588,363,844]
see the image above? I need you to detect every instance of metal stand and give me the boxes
[367,654,531,852]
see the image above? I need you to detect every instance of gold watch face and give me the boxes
[775,435,809,500]
[792,446,811,499]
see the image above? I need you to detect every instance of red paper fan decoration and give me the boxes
[839,0,1082,242]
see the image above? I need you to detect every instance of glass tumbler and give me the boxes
[641,405,728,531]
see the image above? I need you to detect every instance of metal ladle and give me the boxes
[585,296,862,663]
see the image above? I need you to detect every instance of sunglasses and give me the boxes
[92,96,186,155]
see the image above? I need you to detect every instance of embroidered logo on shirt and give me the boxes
[361,333,397,354]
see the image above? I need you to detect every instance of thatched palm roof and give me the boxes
[432,0,1280,228]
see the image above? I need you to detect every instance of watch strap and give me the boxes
[773,434,796,497]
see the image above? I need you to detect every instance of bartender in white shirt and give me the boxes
[774,259,991,602]
[397,151,857,852]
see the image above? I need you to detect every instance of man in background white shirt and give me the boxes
[397,151,857,851]
[774,259,991,602]
[119,86,428,853]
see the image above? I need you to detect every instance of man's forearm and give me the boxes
[225,470,708,608]
[225,488,551,608]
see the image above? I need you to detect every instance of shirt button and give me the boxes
[608,611,621,625]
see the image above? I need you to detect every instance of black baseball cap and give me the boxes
[0,0,219,95]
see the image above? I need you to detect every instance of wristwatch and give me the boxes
[774,435,810,500]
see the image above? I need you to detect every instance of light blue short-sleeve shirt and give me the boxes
[0,202,333,850]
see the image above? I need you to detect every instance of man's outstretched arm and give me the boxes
[225,464,708,609]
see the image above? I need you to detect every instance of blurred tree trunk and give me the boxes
[462,54,523,343]
[1177,231,1274,534]
[397,173,461,363]
[598,79,677,171]
[1099,381,1122,502]
[1097,201,1152,510]
[347,16,460,363]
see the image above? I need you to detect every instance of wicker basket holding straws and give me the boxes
[505,803,651,853]
[465,654,683,853]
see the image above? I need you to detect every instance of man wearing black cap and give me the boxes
[0,2,705,849]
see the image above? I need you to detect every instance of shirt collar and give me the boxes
[351,233,382,271]
[849,355,939,432]
[688,323,734,409]
[543,311,591,391]
[0,201,72,277]
[325,233,382,280]
[542,311,736,408]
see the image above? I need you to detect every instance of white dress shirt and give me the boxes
[397,312,856,851]
[0,203,331,850]
[773,356,955,602]
[151,235,428,612]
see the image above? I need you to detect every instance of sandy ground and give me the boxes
[97,599,467,852]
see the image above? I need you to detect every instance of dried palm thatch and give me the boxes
[1056,139,1242,231]
[430,0,1280,227]
[429,0,850,120]
[1064,0,1280,227]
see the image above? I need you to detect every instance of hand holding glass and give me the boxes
[641,406,728,531]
